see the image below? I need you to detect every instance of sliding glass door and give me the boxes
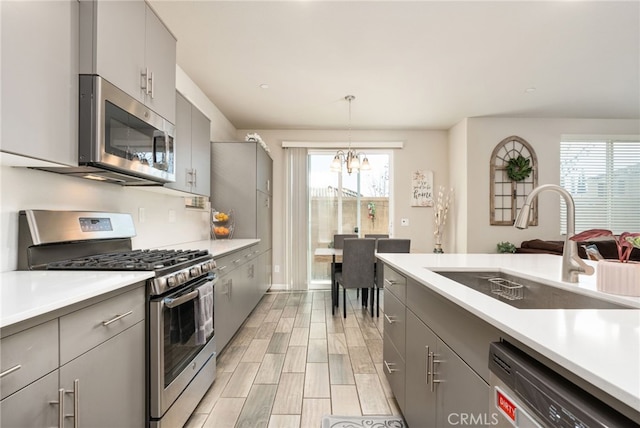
[308,151,391,288]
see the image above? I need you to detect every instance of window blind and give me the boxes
[560,139,640,234]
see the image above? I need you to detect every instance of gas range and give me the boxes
[17,209,218,428]
[18,210,216,295]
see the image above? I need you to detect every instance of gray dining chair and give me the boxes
[374,238,411,317]
[335,238,376,318]
[359,234,389,303]
[331,234,358,310]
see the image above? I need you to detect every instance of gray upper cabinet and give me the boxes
[256,145,273,195]
[79,0,176,123]
[0,0,79,166]
[166,92,211,195]
[211,142,273,255]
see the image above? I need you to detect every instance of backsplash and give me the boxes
[0,165,210,272]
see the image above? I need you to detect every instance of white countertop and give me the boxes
[0,270,153,329]
[376,253,640,413]
[1,239,260,330]
[155,239,260,258]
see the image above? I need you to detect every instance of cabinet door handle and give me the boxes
[141,68,148,92]
[102,310,133,326]
[149,71,155,99]
[49,388,64,428]
[429,351,442,392]
[192,168,197,187]
[65,379,79,428]
[384,314,397,324]
[425,346,430,385]
[383,360,398,374]
[0,364,21,378]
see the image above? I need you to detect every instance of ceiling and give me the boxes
[150,1,640,131]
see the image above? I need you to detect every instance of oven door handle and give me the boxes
[164,290,199,308]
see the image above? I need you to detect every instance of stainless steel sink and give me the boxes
[434,270,635,309]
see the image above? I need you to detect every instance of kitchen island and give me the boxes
[376,252,640,423]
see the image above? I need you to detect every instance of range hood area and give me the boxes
[32,164,168,186]
[31,75,176,187]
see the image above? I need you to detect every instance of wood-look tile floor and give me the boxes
[184,289,400,428]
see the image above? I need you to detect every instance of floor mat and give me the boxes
[321,415,407,428]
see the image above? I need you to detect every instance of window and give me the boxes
[560,139,640,234]
[308,151,391,287]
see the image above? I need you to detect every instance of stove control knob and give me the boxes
[178,272,188,284]
[201,262,210,273]
[167,275,177,288]
[190,266,202,277]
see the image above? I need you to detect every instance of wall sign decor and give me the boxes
[490,136,538,226]
[411,170,434,207]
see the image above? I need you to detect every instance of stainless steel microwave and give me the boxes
[74,74,176,185]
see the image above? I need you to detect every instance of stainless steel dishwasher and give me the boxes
[488,341,638,428]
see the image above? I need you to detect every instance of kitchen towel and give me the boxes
[194,282,214,345]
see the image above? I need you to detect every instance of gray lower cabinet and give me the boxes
[0,371,59,427]
[0,284,145,427]
[383,264,499,428]
[405,310,489,427]
[215,274,234,351]
[60,322,145,427]
[214,245,264,352]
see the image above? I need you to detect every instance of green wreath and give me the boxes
[506,155,532,181]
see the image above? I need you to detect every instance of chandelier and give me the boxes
[330,95,371,175]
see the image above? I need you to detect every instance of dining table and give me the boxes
[314,248,343,312]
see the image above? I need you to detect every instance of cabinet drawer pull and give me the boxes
[384,278,398,286]
[0,364,22,378]
[102,310,133,326]
[233,258,242,264]
[384,314,397,324]
[218,265,227,271]
[383,360,398,374]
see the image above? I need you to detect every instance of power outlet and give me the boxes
[168,209,176,223]
[401,218,409,226]
[274,265,280,273]
[138,207,146,223]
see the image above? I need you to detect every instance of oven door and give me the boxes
[149,274,216,418]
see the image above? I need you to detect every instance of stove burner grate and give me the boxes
[46,249,210,271]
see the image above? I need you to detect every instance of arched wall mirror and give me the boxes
[490,136,538,226]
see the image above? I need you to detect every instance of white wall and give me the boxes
[456,117,640,253]
[176,65,237,142]
[237,129,448,286]
[448,119,468,253]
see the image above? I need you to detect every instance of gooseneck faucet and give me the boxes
[514,184,594,283]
